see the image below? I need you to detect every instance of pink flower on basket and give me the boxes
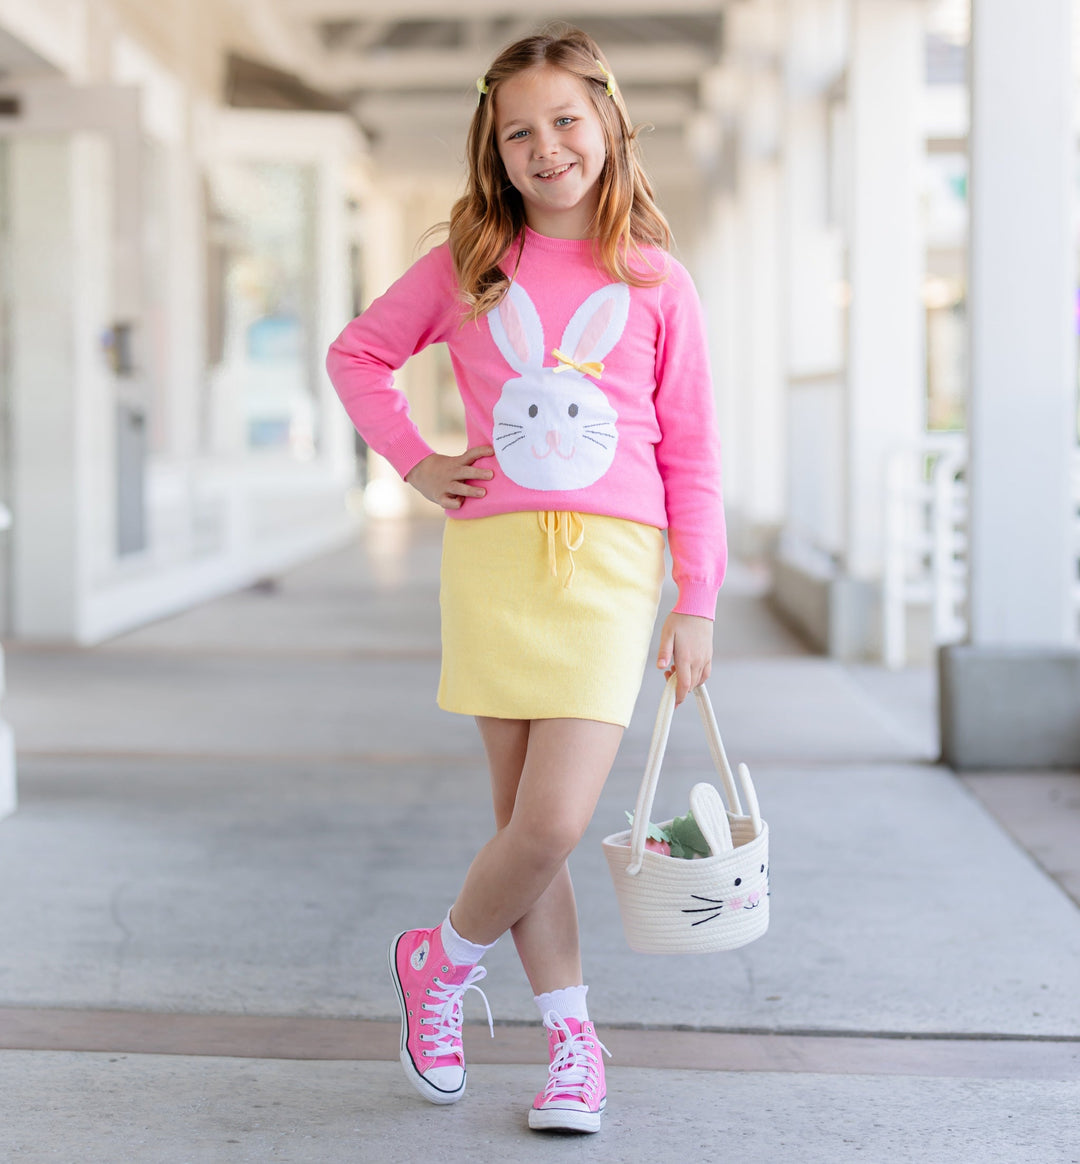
[644,838,671,857]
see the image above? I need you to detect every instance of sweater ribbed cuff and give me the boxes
[673,581,720,620]
[384,429,437,481]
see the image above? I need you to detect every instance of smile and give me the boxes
[535,163,574,180]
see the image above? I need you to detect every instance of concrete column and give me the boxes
[741,149,786,544]
[771,0,925,658]
[356,188,413,519]
[0,504,13,820]
[698,181,742,520]
[725,0,787,554]
[780,0,846,561]
[845,0,926,581]
[694,61,748,523]
[940,0,1079,768]
[10,134,113,640]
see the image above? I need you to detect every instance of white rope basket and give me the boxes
[602,676,769,954]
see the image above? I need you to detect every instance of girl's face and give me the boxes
[495,64,608,240]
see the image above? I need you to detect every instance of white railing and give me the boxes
[882,434,968,668]
[882,437,1080,668]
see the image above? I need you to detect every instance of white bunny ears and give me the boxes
[488,281,630,381]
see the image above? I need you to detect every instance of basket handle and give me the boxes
[626,675,751,875]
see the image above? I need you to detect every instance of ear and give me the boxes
[560,283,630,366]
[487,281,545,373]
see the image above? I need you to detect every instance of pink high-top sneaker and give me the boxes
[528,1011,610,1133]
[388,926,492,1105]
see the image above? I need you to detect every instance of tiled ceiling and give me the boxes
[263,1,731,160]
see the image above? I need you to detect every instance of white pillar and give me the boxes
[10,134,113,640]
[967,0,1076,646]
[742,151,786,536]
[939,0,1078,769]
[770,0,925,656]
[0,504,13,820]
[845,0,926,581]
[699,182,743,519]
[725,1,787,551]
[781,0,847,560]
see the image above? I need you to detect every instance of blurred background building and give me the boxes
[0,0,1077,817]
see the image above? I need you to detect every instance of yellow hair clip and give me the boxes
[476,75,489,96]
[595,59,616,97]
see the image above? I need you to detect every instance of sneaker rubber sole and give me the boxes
[528,1098,605,1133]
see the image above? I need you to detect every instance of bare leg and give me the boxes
[509,864,582,994]
[464,717,579,988]
[450,717,623,989]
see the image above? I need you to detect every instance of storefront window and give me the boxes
[205,161,319,459]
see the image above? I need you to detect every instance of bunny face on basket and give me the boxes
[681,861,770,929]
[488,280,628,491]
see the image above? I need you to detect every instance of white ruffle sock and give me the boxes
[534,984,590,1023]
[441,911,498,967]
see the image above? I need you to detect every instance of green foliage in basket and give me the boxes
[625,808,711,859]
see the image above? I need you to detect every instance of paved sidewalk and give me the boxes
[1,518,1078,1163]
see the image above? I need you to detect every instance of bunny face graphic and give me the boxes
[488,281,629,491]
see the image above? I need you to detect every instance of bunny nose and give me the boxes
[545,430,561,450]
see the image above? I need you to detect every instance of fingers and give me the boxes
[657,621,694,704]
[657,612,714,705]
[672,655,694,706]
[671,654,712,705]
[407,448,496,510]
[462,445,495,467]
[439,448,494,508]
[656,626,675,674]
[454,447,495,487]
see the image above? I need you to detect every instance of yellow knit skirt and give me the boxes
[438,511,665,727]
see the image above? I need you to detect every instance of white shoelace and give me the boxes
[540,1011,611,1101]
[420,965,494,1057]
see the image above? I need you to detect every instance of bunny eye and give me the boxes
[568,403,579,418]
[734,877,742,887]
[528,404,538,418]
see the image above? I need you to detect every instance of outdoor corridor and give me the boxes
[0,517,1077,1162]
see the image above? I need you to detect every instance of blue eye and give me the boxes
[555,117,574,127]
[509,129,529,140]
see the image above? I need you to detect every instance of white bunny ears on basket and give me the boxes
[602,675,770,954]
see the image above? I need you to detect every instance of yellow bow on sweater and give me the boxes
[552,348,604,380]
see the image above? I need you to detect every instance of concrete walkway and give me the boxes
[1,518,1078,1163]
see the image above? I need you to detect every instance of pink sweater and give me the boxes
[326,228,727,618]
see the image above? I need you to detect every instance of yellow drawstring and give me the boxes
[537,511,585,589]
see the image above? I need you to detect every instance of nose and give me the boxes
[533,130,558,159]
[545,430,560,450]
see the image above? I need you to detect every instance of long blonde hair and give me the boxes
[448,26,672,320]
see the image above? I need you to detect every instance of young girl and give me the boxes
[326,26,726,1135]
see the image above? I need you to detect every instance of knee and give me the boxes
[508,812,587,870]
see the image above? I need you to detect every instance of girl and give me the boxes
[326,26,726,1135]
